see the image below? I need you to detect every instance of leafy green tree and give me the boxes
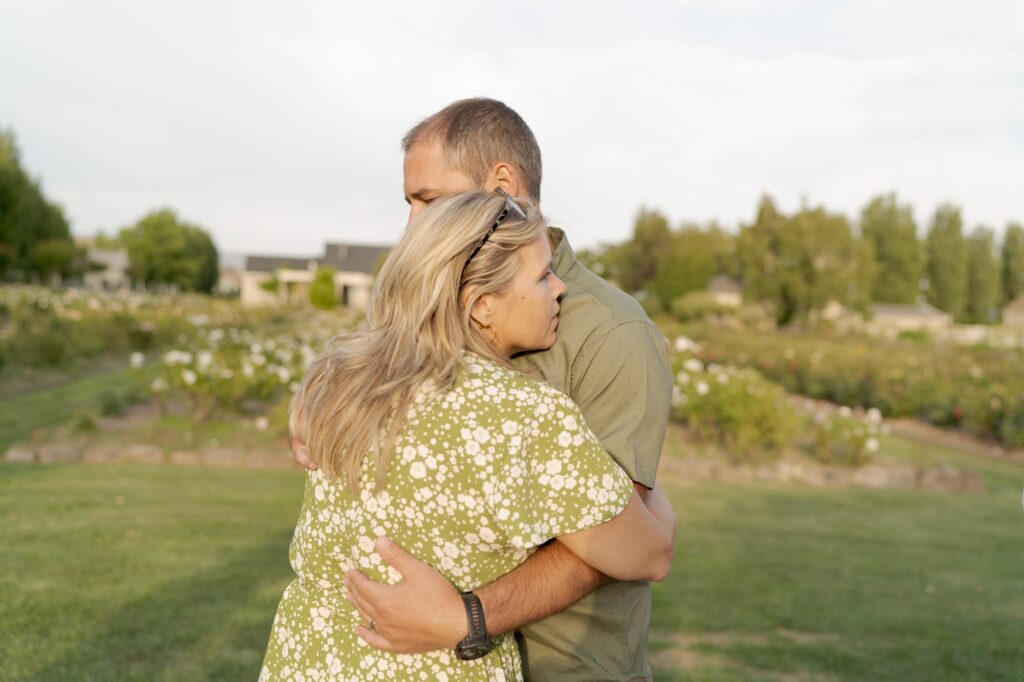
[924,204,967,318]
[118,208,219,293]
[737,196,786,307]
[184,225,219,293]
[30,239,77,280]
[0,129,73,278]
[738,197,871,325]
[309,267,339,309]
[964,227,1001,324]
[860,193,922,304]
[649,226,718,308]
[1002,222,1024,304]
[603,207,672,293]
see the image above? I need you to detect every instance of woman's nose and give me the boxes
[553,275,567,300]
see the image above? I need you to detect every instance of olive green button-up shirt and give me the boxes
[511,228,673,682]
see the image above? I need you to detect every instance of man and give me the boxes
[292,98,673,681]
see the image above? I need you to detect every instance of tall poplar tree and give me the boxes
[924,204,967,318]
[860,193,922,304]
[964,227,1001,324]
[1002,222,1024,305]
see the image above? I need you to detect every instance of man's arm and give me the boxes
[346,534,610,653]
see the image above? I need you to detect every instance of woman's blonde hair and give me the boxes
[290,191,547,491]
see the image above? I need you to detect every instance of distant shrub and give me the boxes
[897,329,931,343]
[98,389,125,416]
[670,291,734,322]
[807,409,880,466]
[670,354,799,460]
[309,268,339,310]
[72,412,98,433]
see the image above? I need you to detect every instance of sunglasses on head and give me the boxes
[462,190,527,270]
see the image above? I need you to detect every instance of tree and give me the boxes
[309,267,339,309]
[603,207,672,293]
[737,195,786,308]
[649,226,718,309]
[1003,222,1024,304]
[860,193,922,304]
[964,227,1001,324]
[924,204,967,319]
[737,197,870,325]
[30,239,77,281]
[118,208,219,293]
[0,128,73,279]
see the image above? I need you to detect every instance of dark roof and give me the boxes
[245,255,313,273]
[322,243,391,274]
[245,243,391,275]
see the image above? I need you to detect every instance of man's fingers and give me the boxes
[295,447,318,471]
[374,536,424,578]
[290,434,318,471]
[354,625,397,652]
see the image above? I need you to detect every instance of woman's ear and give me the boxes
[469,293,496,329]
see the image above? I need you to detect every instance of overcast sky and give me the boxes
[1,0,1022,257]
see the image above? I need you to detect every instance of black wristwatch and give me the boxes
[454,591,493,660]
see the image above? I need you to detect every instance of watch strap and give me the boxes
[455,591,492,659]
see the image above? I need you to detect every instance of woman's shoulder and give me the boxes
[460,352,578,414]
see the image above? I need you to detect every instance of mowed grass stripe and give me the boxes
[0,368,136,451]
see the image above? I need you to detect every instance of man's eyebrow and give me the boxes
[407,189,437,203]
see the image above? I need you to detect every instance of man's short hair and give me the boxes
[402,98,542,203]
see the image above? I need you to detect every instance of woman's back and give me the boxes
[260,353,633,681]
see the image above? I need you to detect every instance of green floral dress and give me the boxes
[260,353,634,681]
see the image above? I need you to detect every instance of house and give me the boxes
[83,248,130,291]
[240,242,390,310]
[866,302,952,337]
[706,275,742,307]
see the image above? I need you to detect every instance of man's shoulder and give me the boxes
[561,260,658,340]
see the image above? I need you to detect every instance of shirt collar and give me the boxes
[547,227,575,277]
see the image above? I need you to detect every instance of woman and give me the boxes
[261,191,676,681]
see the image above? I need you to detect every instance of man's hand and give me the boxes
[290,432,318,471]
[345,537,467,653]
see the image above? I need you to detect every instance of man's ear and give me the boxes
[487,162,525,198]
[469,293,496,329]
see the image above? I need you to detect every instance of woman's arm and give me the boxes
[555,483,676,582]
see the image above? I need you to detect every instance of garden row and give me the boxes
[132,320,881,466]
[0,285,305,376]
[681,324,1024,448]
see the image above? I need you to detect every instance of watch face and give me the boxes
[456,642,492,660]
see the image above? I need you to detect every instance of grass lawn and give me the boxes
[2,439,1022,681]
[0,368,137,452]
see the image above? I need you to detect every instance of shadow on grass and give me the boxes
[24,528,295,682]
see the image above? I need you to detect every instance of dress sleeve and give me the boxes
[488,387,634,550]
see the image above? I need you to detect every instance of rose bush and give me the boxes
[683,325,1024,448]
[669,338,882,464]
